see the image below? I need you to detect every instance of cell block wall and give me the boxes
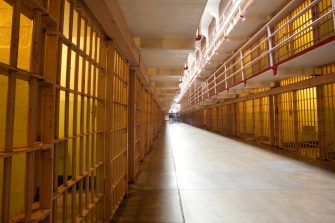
[128,74,164,182]
[181,0,335,112]
[0,0,164,222]
[181,0,335,163]
[182,64,335,162]
[54,0,105,221]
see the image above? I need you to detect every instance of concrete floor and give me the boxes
[112,123,335,223]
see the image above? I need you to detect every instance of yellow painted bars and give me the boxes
[0,0,164,222]
[128,74,164,183]
[181,0,335,110]
[182,63,335,162]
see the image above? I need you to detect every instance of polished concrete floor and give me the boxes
[112,123,335,223]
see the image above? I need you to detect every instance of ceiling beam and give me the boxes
[134,37,195,50]
[156,86,180,90]
[156,93,176,96]
[155,82,180,89]
[158,100,174,104]
[158,94,175,98]
[150,75,181,82]
[147,67,185,76]
[155,88,178,94]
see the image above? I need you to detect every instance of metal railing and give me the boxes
[180,0,247,99]
[182,0,335,111]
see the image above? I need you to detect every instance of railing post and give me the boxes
[194,92,196,105]
[266,25,274,67]
[224,65,228,91]
[199,89,201,103]
[197,89,200,102]
[332,0,335,30]
[207,82,210,100]
[239,50,245,82]
[214,73,217,95]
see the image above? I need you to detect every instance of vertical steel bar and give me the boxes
[239,50,245,82]
[317,85,327,160]
[293,90,299,153]
[266,25,274,67]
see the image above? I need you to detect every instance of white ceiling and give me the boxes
[117,0,208,111]
[117,0,208,37]
[140,49,191,67]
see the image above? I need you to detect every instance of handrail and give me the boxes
[220,8,333,88]
[216,0,307,74]
[202,0,244,59]
[204,0,323,87]
[180,0,304,101]
[224,1,328,87]
[180,0,257,98]
[182,0,335,110]
[180,0,244,99]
